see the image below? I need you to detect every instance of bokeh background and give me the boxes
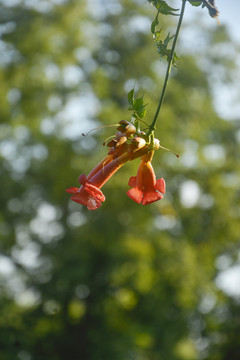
[0,0,240,359]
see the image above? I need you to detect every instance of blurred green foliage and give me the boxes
[0,1,240,360]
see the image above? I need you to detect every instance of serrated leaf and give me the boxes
[148,0,179,16]
[127,91,147,120]
[133,98,143,110]
[133,97,147,119]
[137,107,147,119]
[155,33,180,66]
[155,32,176,63]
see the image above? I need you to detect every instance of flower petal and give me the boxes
[70,186,105,210]
[155,178,166,194]
[142,191,163,205]
[70,193,86,205]
[85,197,103,210]
[128,176,137,187]
[85,183,105,201]
[70,193,102,210]
[66,187,79,194]
[127,188,143,204]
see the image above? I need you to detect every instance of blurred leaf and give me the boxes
[151,10,160,34]
[148,0,179,16]
[127,88,134,106]
[154,32,179,65]
[187,0,203,6]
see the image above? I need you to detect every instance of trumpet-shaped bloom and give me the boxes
[127,152,165,205]
[66,138,149,210]
[66,175,105,210]
[66,117,167,210]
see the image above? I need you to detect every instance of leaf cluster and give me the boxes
[155,29,179,66]
[127,89,147,120]
[147,0,179,16]
[150,6,179,66]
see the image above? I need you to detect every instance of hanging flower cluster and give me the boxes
[65,0,217,211]
[66,120,166,210]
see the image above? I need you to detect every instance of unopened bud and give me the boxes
[79,174,87,185]
[125,123,136,134]
[208,6,219,18]
[115,135,128,146]
[117,120,136,135]
[119,120,129,125]
[204,0,220,19]
[130,136,146,150]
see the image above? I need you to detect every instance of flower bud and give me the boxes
[117,120,136,135]
[128,137,146,155]
[79,174,87,185]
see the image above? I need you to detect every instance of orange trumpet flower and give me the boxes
[127,151,165,205]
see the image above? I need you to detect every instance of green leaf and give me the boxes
[163,32,175,47]
[187,0,202,7]
[127,89,134,106]
[127,90,147,119]
[133,96,147,119]
[154,29,162,40]
[148,0,179,16]
[137,107,147,119]
[151,11,159,34]
[154,32,179,65]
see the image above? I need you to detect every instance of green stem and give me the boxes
[147,0,187,136]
